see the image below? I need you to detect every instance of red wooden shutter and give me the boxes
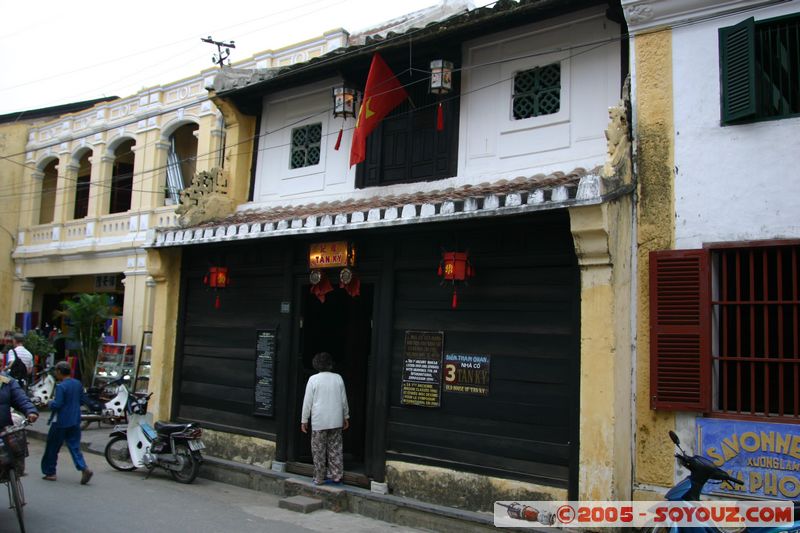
[649,249,711,411]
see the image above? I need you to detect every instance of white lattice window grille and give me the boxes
[512,63,561,120]
[290,123,322,169]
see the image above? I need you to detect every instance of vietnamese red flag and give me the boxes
[349,53,408,167]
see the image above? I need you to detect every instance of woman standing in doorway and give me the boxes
[300,352,349,485]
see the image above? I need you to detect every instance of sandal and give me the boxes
[312,479,323,485]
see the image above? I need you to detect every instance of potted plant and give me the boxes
[22,330,55,369]
[55,293,114,386]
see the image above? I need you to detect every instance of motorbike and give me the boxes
[656,430,800,532]
[80,377,130,429]
[104,392,204,484]
[27,367,55,407]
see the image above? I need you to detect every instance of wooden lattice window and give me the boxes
[512,63,561,120]
[290,123,321,169]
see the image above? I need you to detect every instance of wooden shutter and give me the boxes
[649,249,711,411]
[720,17,757,124]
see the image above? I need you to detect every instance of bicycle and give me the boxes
[1,420,29,533]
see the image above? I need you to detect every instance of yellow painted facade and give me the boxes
[632,28,677,492]
[0,121,29,332]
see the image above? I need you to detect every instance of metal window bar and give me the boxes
[165,137,184,204]
[756,17,800,118]
[713,244,800,419]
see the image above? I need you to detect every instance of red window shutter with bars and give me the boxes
[650,249,711,411]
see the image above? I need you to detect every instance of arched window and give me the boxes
[110,139,134,214]
[164,123,198,204]
[73,150,92,219]
[38,159,58,225]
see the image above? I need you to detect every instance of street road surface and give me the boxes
[1,440,424,533]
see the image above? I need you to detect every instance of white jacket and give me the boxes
[301,371,349,430]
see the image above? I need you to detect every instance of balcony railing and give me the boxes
[18,205,179,254]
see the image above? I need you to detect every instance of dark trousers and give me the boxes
[41,424,87,475]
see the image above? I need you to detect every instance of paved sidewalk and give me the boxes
[23,417,505,533]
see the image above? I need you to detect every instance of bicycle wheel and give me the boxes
[8,467,25,533]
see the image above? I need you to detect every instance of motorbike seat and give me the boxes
[154,422,192,435]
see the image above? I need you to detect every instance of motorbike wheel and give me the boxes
[8,467,26,533]
[104,436,136,471]
[169,443,200,484]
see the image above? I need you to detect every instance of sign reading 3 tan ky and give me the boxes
[308,241,354,269]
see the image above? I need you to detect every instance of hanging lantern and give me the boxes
[430,59,453,132]
[203,266,229,309]
[438,251,475,309]
[332,86,358,118]
[332,86,358,151]
[429,60,454,95]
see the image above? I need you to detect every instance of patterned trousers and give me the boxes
[310,428,343,483]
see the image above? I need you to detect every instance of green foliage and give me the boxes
[56,293,114,386]
[23,331,55,358]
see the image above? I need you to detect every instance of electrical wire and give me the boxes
[0,37,610,217]
[1,0,768,209]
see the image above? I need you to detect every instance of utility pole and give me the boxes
[201,36,235,67]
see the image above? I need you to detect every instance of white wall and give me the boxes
[249,8,622,210]
[459,7,621,179]
[673,2,800,249]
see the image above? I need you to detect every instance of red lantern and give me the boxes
[203,266,229,309]
[438,251,475,309]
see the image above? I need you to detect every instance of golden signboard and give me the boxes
[309,241,351,269]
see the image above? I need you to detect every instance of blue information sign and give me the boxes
[696,418,800,499]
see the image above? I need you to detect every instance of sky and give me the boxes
[0,0,491,116]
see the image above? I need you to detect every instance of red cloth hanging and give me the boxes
[334,127,343,151]
[436,102,444,131]
[214,294,221,309]
[310,275,334,303]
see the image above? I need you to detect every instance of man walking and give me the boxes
[5,333,33,387]
[41,361,93,484]
[301,352,349,485]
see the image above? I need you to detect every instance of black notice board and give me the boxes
[254,329,276,417]
[401,330,444,408]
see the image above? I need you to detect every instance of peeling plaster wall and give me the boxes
[202,429,275,468]
[672,2,800,249]
[632,28,677,491]
[386,460,566,512]
[0,122,28,330]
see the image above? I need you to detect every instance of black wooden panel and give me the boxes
[178,404,275,438]
[386,213,579,485]
[175,241,287,435]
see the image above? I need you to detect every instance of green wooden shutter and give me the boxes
[720,17,757,124]
[649,249,711,411]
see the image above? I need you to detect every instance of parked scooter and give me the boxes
[104,392,204,483]
[657,430,800,532]
[28,367,55,407]
[81,377,130,429]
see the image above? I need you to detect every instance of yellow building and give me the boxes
[625,0,800,500]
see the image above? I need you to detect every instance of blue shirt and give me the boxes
[49,377,85,428]
[0,372,37,427]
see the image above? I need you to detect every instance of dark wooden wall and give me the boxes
[175,241,290,437]
[385,211,580,487]
[172,210,579,488]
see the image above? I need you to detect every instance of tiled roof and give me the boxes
[149,167,631,248]
[213,0,602,95]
